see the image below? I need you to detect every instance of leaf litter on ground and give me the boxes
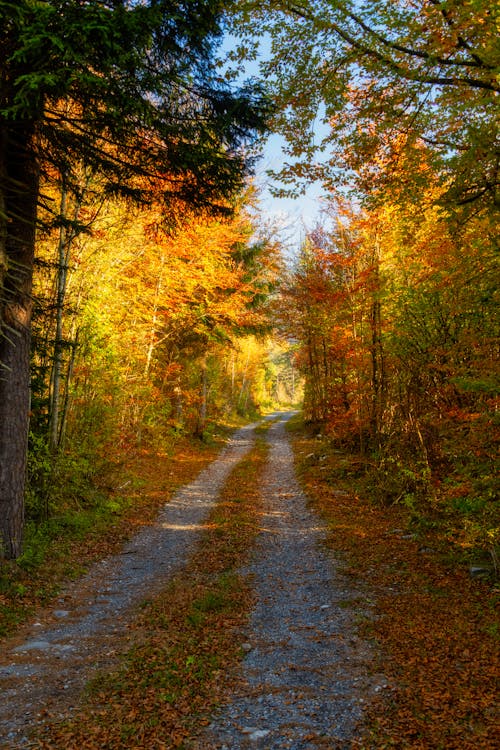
[289,418,499,750]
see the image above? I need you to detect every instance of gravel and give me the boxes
[0,421,259,748]
[195,414,380,750]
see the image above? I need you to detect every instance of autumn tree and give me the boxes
[231,0,498,219]
[119,200,279,437]
[283,214,385,448]
[28,184,280,512]
[284,189,498,555]
[0,0,270,558]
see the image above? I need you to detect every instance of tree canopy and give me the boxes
[230,0,499,218]
[1,0,270,213]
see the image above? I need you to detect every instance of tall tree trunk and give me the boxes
[369,242,385,450]
[195,353,208,437]
[237,346,251,412]
[57,327,79,450]
[49,182,69,452]
[144,254,164,377]
[0,124,39,559]
[230,350,235,403]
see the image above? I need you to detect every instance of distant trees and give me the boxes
[283,189,498,555]
[0,0,270,558]
[31,188,280,450]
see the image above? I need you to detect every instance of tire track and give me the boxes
[196,413,381,750]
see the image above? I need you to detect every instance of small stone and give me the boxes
[470,565,493,578]
[320,604,330,609]
[53,610,70,618]
[14,641,51,652]
[250,730,270,741]
[241,642,253,652]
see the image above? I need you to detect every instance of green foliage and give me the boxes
[25,397,120,556]
[16,522,51,571]
[26,431,53,521]
[230,0,499,220]
[1,0,271,216]
[0,488,133,636]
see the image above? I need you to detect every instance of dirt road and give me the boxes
[0,414,378,749]
[195,415,378,749]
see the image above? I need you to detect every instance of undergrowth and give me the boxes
[287,414,499,750]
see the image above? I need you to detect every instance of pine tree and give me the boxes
[0,0,269,558]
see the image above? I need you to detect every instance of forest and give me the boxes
[0,0,497,569]
[0,1,498,747]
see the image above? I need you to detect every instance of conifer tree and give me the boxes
[0,0,269,557]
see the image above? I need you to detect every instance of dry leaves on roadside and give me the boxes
[292,430,499,750]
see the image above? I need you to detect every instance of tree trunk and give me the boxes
[48,170,90,450]
[369,242,385,450]
[57,327,79,450]
[195,353,208,437]
[0,123,39,559]
[144,254,164,377]
[49,182,69,452]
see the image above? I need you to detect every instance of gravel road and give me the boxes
[195,414,380,749]
[0,421,259,748]
[0,414,380,749]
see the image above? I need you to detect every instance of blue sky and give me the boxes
[220,34,329,256]
[253,133,329,257]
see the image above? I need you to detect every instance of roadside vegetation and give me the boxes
[288,415,499,750]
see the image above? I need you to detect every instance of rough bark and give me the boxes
[0,123,39,558]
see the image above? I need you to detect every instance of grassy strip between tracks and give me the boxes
[31,429,269,750]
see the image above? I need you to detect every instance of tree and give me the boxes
[282,216,384,446]
[0,0,270,558]
[129,199,279,435]
[231,1,499,217]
